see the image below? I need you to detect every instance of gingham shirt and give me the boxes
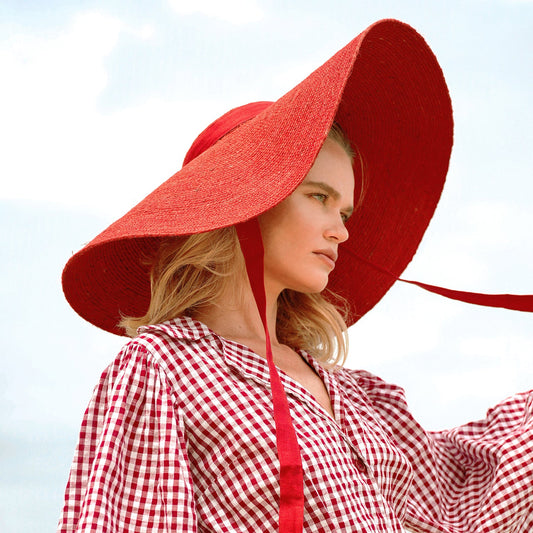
[58,317,533,532]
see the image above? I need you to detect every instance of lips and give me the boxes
[313,249,337,268]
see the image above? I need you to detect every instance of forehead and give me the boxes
[302,139,355,194]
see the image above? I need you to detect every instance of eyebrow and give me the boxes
[303,180,354,216]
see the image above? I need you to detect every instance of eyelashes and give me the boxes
[308,192,350,223]
[310,192,328,203]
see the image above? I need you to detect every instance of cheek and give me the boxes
[258,196,317,262]
[257,200,295,244]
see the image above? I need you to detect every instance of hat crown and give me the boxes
[182,101,273,166]
[62,19,454,335]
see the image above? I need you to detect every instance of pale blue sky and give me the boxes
[1,1,532,531]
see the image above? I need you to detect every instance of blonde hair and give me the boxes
[120,227,245,334]
[120,226,349,366]
[328,122,354,160]
[120,127,359,367]
[330,122,367,211]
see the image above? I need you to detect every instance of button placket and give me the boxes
[219,338,374,479]
[320,371,373,477]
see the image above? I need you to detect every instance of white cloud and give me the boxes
[0,11,225,218]
[126,23,155,41]
[0,12,121,205]
[0,12,122,104]
[168,0,264,24]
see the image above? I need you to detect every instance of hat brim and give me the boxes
[62,18,453,334]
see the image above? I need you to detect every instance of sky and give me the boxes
[1,1,532,531]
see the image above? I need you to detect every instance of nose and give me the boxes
[325,216,349,243]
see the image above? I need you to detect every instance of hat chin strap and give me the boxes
[234,219,533,533]
[235,218,305,533]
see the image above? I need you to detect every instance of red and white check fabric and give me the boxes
[58,317,533,532]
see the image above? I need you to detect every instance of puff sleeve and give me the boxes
[354,370,533,533]
[57,342,197,533]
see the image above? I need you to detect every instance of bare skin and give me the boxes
[195,139,355,421]
[194,286,337,420]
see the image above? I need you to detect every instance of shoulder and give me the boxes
[91,317,225,409]
[127,316,222,365]
[333,366,411,414]
[102,317,222,386]
[126,316,234,393]
[334,366,404,395]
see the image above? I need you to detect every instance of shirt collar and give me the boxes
[137,315,215,342]
[139,316,342,424]
[137,317,272,375]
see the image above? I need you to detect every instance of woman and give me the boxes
[58,19,533,532]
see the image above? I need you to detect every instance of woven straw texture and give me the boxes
[62,19,453,335]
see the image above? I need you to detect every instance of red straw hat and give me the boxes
[62,19,456,334]
[61,18,533,532]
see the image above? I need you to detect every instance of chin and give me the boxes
[289,275,330,294]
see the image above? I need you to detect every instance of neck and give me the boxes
[192,280,282,351]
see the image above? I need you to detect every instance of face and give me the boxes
[258,138,355,297]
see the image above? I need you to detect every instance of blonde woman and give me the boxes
[58,19,532,533]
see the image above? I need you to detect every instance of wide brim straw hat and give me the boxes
[62,18,454,335]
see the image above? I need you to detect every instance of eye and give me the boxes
[310,192,328,203]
